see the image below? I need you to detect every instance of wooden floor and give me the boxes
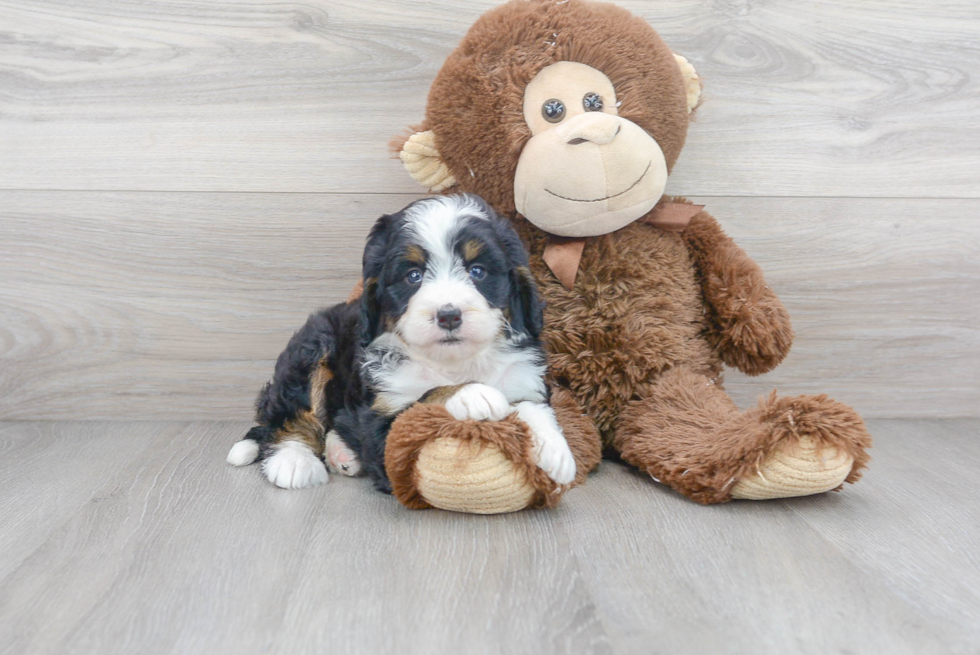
[0,419,977,655]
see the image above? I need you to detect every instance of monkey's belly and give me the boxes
[537,229,715,438]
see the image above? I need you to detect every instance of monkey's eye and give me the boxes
[405,269,423,284]
[468,265,486,281]
[583,92,603,112]
[542,99,565,123]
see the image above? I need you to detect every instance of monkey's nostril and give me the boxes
[567,137,588,145]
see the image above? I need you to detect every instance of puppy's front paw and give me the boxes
[533,432,577,486]
[325,430,361,477]
[261,441,329,489]
[514,401,576,485]
[445,383,512,421]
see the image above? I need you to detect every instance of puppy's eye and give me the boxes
[542,99,565,123]
[405,269,423,284]
[468,265,486,281]
[583,92,603,112]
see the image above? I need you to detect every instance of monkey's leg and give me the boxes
[612,367,871,504]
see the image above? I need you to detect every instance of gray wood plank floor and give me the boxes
[1,419,977,655]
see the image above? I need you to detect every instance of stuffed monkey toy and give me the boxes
[381,0,871,512]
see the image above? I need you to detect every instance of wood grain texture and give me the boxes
[0,421,185,580]
[0,419,977,655]
[1,192,976,420]
[557,420,980,655]
[786,420,980,641]
[0,421,611,655]
[1,0,978,196]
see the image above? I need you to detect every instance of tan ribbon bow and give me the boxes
[542,202,705,290]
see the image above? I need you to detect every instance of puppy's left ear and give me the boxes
[489,210,544,339]
[509,266,544,339]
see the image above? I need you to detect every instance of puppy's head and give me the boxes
[360,194,543,360]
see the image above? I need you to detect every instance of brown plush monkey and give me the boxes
[384,0,871,511]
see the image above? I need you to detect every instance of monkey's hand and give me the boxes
[682,207,794,376]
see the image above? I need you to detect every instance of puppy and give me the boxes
[227,194,576,492]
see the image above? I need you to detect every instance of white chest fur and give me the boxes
[364,333,547,413]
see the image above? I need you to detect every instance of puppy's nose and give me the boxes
[436,305,463,331]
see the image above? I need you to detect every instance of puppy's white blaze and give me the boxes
[226,439,260,466]
[398,277,502,359]
[261,441,329,489]
[404,195,488,246]
[404,195,488,282]
[514,401,577,485]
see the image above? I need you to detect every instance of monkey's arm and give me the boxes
[681,208,793,376]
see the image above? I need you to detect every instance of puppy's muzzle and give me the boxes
[436,305,463,331]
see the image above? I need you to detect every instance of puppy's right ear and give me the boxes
[359,215,391,348]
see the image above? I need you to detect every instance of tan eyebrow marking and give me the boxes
[405,244,426,265]
[463,239,483,261]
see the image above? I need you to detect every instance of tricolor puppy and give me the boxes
[227,194,576,492]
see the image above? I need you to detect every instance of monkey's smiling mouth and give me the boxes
[545,161,651,203]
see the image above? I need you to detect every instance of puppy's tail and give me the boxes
[226,426,272,467]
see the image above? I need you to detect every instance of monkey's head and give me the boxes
[395,0,701,238]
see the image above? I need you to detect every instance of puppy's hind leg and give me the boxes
[226,426,267,466]
[261,413,330,490]
[241,312,341,487]
[325,430,362,477]
[333,406,393,493]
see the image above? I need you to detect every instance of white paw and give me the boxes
[261,441,329,489]
[533,432,577,485]
[325,430,361,477]
[445,383,512,421]
[515,402,576,485]
[226,439,259,466]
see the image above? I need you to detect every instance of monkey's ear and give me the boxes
[397,130,457,193]
[673,54,702,114]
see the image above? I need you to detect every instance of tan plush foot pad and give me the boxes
[416,437,537,514]
[731,436,855,500]
[384,404,561,513]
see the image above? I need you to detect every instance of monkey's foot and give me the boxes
[731,436,854,499]
[731,394,871,500]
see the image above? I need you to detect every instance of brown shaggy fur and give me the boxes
[396,0,871,503]
[614,367,872,504]
[385,385,602,509]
